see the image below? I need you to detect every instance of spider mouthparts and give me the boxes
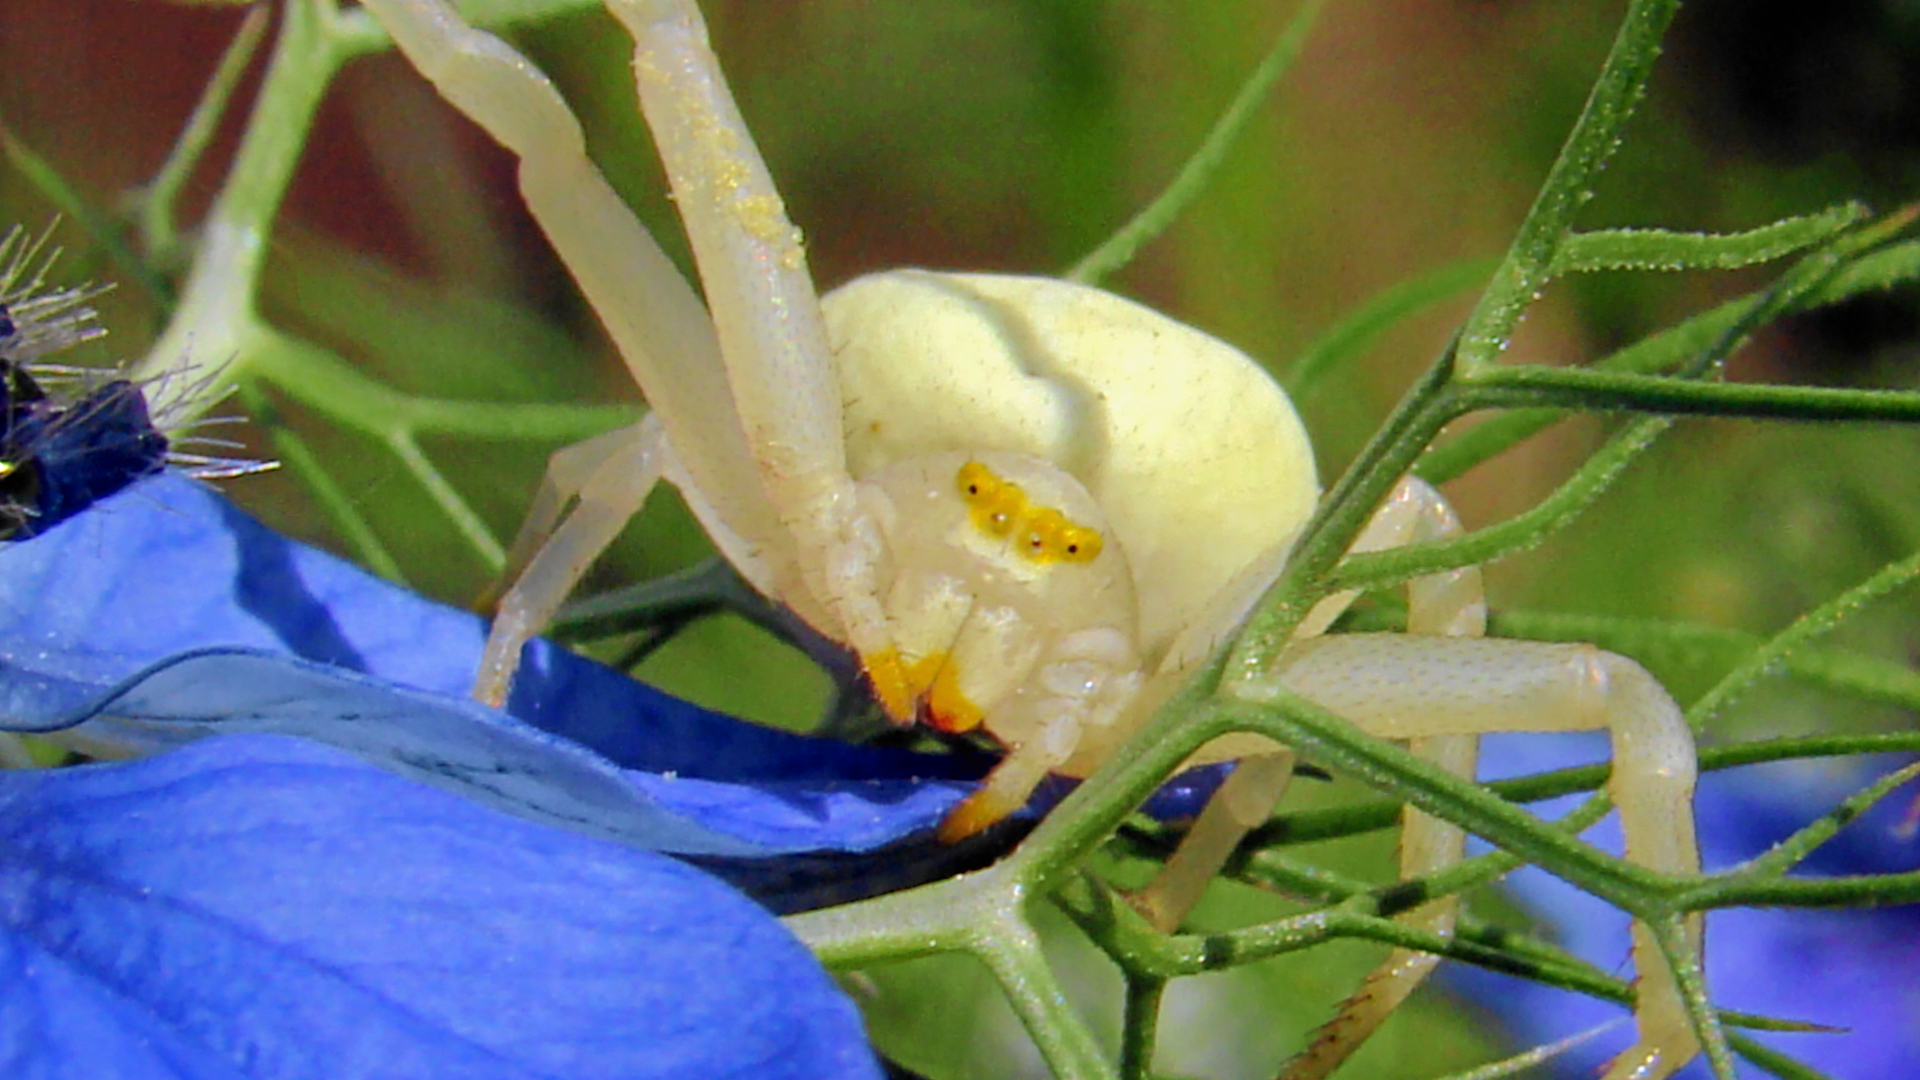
[936,787,1018,844]
[863,647,985,733]
[862,648,919,725]
[919,653,983,733]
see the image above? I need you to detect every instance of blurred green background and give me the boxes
[4,1,1918,1076]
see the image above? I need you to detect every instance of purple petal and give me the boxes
[1453,735,1920,1078]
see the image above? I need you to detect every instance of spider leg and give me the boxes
[479,421,647,613]
[1242,635,1702,1080]
[363,0,828,697]
[1129,747,1297,931]
[475,416,666,706]
[610,0,896,662]
[1135,477,1483,940]
[939,632,1146,843]
[1277,477,1487,1080]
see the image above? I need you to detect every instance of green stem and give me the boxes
[1731,761,1920,882]
[1117,975,1164,1080]
[1464,365,1920,423]
[975,918,1116,1080]
[141,5,273,266]
[1213,694,1666,905]
[1065,0,1330,285]
[0,130,171,307]
[1423,212,1919,484]
[787,863,1114,1078]
[1227,731,1920,848]
[1727,1036,1842,1080]
[247,325,635,441]
[233,379,409,584]
[1225,343,1463,683]
[390,431,505,570]
[1687,550,1920,727]
[1652,912,1735,1080]
[1285,257,1495,399]
[1329,414,1667,593]
[1682,868,1920,909]
[1493,608,1920,714]
[135,0,343,419]
[1455,0,1681,369]
[330,0,613,57]
[1550,203,1866,275]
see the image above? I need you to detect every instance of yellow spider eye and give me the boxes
[1059,523,1103,562]
[1023,507,1065,556]
[955,462,1103,564]
[956,460,995,500]
[961,462,1026,538]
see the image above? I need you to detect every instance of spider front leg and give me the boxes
[1235,635,1703,1080]
[367,0,899,699]
[610,0,897,661]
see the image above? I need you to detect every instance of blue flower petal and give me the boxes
[0,473,1226,908]
[0,474,985,861]
[0,732,882,1080]
[68,648,972,861]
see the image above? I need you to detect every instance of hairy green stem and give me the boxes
[1455,0,1681,368]
[1465,365,1920,422]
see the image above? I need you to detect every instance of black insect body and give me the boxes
[0,295,169,541]
[0,358,50,536]
[0,369,169,541]
[0,229,181,539]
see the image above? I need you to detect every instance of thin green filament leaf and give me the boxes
[1552,203,1868,275]
[1065,0,1331,285]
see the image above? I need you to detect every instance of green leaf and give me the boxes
[1551,203,1868,274]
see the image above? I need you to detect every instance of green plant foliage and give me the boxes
[7,1,1920,1077]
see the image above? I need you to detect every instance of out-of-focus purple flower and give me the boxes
[1455,733,1920,1078]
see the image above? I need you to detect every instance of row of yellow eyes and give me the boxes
[956,461,1103,565]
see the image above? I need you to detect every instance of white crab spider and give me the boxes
[359,1,1705,1076]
